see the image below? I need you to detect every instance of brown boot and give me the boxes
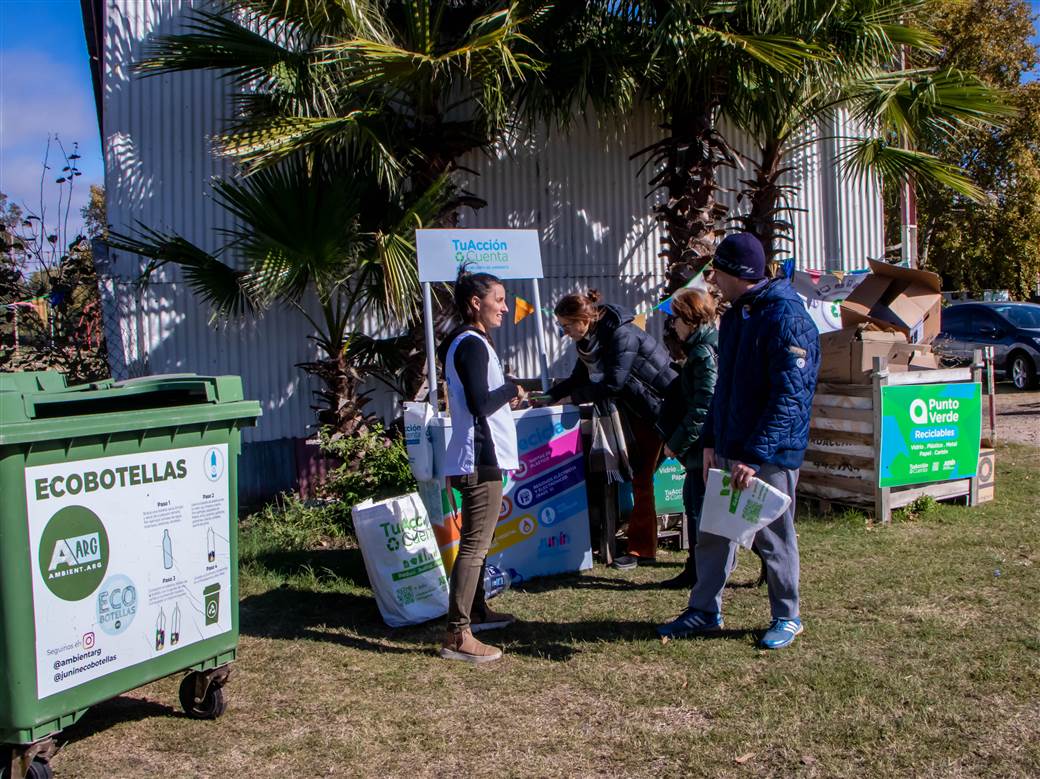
[439,628,503,664]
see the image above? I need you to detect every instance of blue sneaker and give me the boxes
[759,617,803,649]
[656,608,723,640]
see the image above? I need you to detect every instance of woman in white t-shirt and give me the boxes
[435,269,526,663]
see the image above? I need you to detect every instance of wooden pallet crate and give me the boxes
[801,351,991,523]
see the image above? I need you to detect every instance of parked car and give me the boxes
[935,302,1040,389]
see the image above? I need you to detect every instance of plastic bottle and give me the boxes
[162,529,173,569]
[155,607,166,651]
[171,604,180,646]
[483,564,511,599]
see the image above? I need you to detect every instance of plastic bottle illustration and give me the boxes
[162,529,173,569]
[207,527,216,563]
[171,604,181,646]
[155,607,166,651]
[209,450,219,479]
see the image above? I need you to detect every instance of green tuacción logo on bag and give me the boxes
[38,506,110,601]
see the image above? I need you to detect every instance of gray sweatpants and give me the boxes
[688,459,801,620]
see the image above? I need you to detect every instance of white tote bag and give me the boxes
[403,401,435,482]
[352,492,449,627]
[699,468,792,549]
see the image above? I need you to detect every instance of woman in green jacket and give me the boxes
[661,288,719,590]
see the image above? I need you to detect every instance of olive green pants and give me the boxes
[447,467,503,632]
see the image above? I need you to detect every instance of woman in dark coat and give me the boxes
[660,288,718,589]
[546,290,677,568]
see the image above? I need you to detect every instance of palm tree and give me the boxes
[134,1,552,407]
[724,0,1015,261]
[138,1,543,198]
[108,157,450,434]
[615,1,823,292]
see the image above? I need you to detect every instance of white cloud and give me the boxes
[1,48,98,146]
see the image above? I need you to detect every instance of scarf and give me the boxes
[588,400,634,484]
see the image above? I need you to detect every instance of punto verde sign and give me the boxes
[878,382,981,488]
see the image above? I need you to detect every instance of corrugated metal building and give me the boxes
[82,0,885,501]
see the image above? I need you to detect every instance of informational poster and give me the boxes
[879,383,982,487]
[653,458,686,514]
[25,444,233,698]
[416,228,544,282]
[433,408,593,583]
[792,270,868,333]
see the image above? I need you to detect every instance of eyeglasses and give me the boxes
[703,267,716,282]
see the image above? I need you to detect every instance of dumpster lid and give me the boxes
[1,371,248,424]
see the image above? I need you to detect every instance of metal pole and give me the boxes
[422,282,439,412]
[898,43,918,269]
[530,279,550,391]
[985,345,996,445]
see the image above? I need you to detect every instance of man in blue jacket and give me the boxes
[657,233,819,649]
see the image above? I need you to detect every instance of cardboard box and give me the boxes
[888,343,940,373]
[819,327,905,383]
[839,259,943,343]
[818,326,939,383]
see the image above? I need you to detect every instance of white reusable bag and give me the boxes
[699,468,792,549]
[352,492,449,627]
[403,402,434,482]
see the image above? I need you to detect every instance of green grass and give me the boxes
[52,445,1040,778]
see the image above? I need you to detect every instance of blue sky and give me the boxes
[1,0,103,230]
[0,0,1038,234]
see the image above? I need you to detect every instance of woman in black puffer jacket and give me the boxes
[546,290,677,568]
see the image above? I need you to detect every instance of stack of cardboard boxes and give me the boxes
[818,259,942,384]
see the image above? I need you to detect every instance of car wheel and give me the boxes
[1009,352,1038,390]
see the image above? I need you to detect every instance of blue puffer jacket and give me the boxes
[703,278,819,470]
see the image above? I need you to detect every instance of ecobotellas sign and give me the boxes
[879,382,981,488]
[415,229,544,282]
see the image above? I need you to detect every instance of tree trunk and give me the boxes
[636,105,734,295]
[741,139,797,266]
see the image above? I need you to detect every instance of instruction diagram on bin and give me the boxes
[25,444,233,698]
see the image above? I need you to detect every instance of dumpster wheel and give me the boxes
[2,740,55,779]
[179,666,230,720]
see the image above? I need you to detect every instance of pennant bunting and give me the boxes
[832,271,845,283]
[653,274,700,314]
[513,295,535,325]
[633,313,647,331]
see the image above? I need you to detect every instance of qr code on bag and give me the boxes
[395,586,415,606]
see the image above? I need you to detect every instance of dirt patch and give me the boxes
[990,387,1040,447]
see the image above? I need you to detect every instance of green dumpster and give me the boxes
[0,372,260,777]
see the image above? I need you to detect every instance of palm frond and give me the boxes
[838,138,989,202]
[218,113,404,182]
[708,31,824,72]
[846,68,1017,145]
[105,225,256,318]
[321,5,542,90]
[235,0,388,39]
[135,10,302,82]
[211,158,367,304]
[357,175,455,321]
